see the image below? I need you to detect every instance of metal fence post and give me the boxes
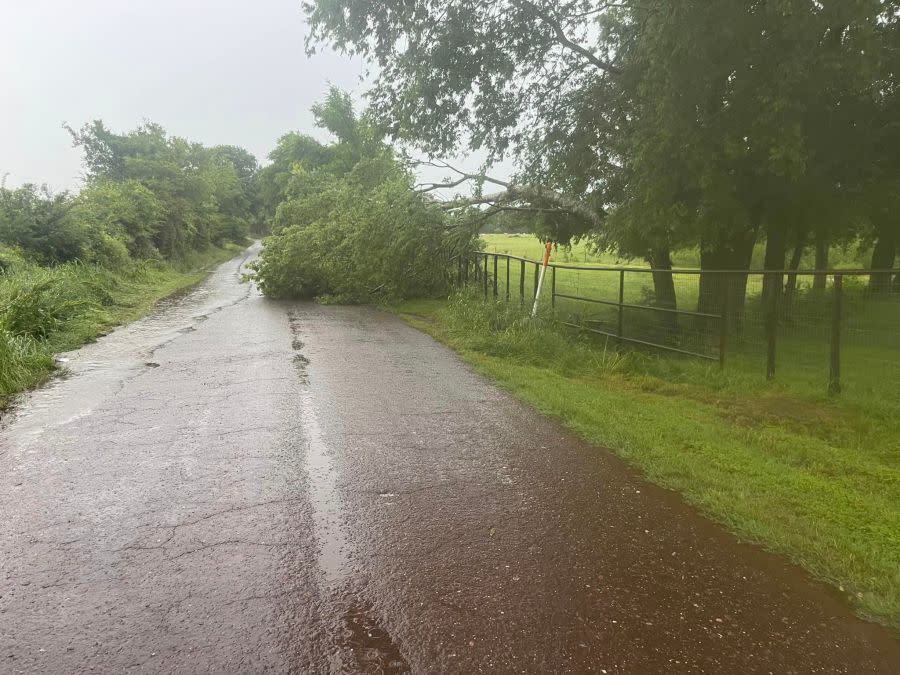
[829,273,843,395]
[719,272,729,369]
[551,266,557,309]
[519,260,525,304]
[483,255,489,299]
[617,269,625,343]
[493,255,499,298]
[533,263,539,299]
[765,271,780,380]
[505,257,510,302]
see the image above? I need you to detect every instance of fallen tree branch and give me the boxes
[415,176,471,193]
[409,158,604,227]
[412,160,513,192]
[439,184,602,227]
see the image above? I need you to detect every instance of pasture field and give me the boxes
[481,233,874,269]
[479,234,899,404]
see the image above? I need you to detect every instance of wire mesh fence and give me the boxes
[463,252,900,395]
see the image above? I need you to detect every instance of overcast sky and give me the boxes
[1,0,369,190]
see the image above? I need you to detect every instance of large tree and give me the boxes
[304,0,898,277]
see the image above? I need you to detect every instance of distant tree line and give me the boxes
[303,0,900,308]
[1,121,260,269]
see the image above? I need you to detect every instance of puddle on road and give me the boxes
[293,383,410,672]
[289,312,409,672]
[298,386,352,587]
[290,308,349,584]
[344,603,411,674]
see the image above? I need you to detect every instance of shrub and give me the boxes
[0,246,25,272]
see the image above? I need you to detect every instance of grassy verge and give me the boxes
[392,293,900,629]
[0,244,244,408]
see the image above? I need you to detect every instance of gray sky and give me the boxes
[1,0,367,190]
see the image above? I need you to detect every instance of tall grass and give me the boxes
[0,329,53,398]
[440,292,632,376]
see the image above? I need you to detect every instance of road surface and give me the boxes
[1,245,898,673]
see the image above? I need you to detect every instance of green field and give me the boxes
[481,232,873,269]
[478,234,899,402]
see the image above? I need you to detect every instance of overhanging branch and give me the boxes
[511,0,622,76]
[410,158,604,227]
[438,184,603,227]
[413,160,513,192]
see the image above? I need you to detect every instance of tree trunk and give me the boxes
[649,248,678,337]
[698,229,757,334]
[869,224,897,293]
[813,234,829,291]
[650,250,677,309]
[761,221,787,305]
[730,230,756,335]
[698,245,725,316]
[783,228,808,319]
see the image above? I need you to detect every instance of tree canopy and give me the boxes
[304,0,900,287]
[1,122,259,267]
[67,121,258,256]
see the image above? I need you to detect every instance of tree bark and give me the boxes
[869,224,897,293]
[813,234,829,291]
[783,229,808,322]
[761,221,787,305]
[698,229,756,334]
[649,248,678,337]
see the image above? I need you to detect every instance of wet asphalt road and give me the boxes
[1,246,898,673]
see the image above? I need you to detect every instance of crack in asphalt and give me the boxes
[163,539,282,562]
[111,498,309,554]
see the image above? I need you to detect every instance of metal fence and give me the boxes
[463,252,900,395]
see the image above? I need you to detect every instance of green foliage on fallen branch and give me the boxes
[252,89,471,302]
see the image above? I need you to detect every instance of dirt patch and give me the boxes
[619,373,849,437]
[716,393,845,431]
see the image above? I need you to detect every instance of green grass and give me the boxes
[481,232,874,269]
[392,292,900,629]
[480,234,899,399]
[0,244,243,408]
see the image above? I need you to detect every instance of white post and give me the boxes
[531,241,553,318]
